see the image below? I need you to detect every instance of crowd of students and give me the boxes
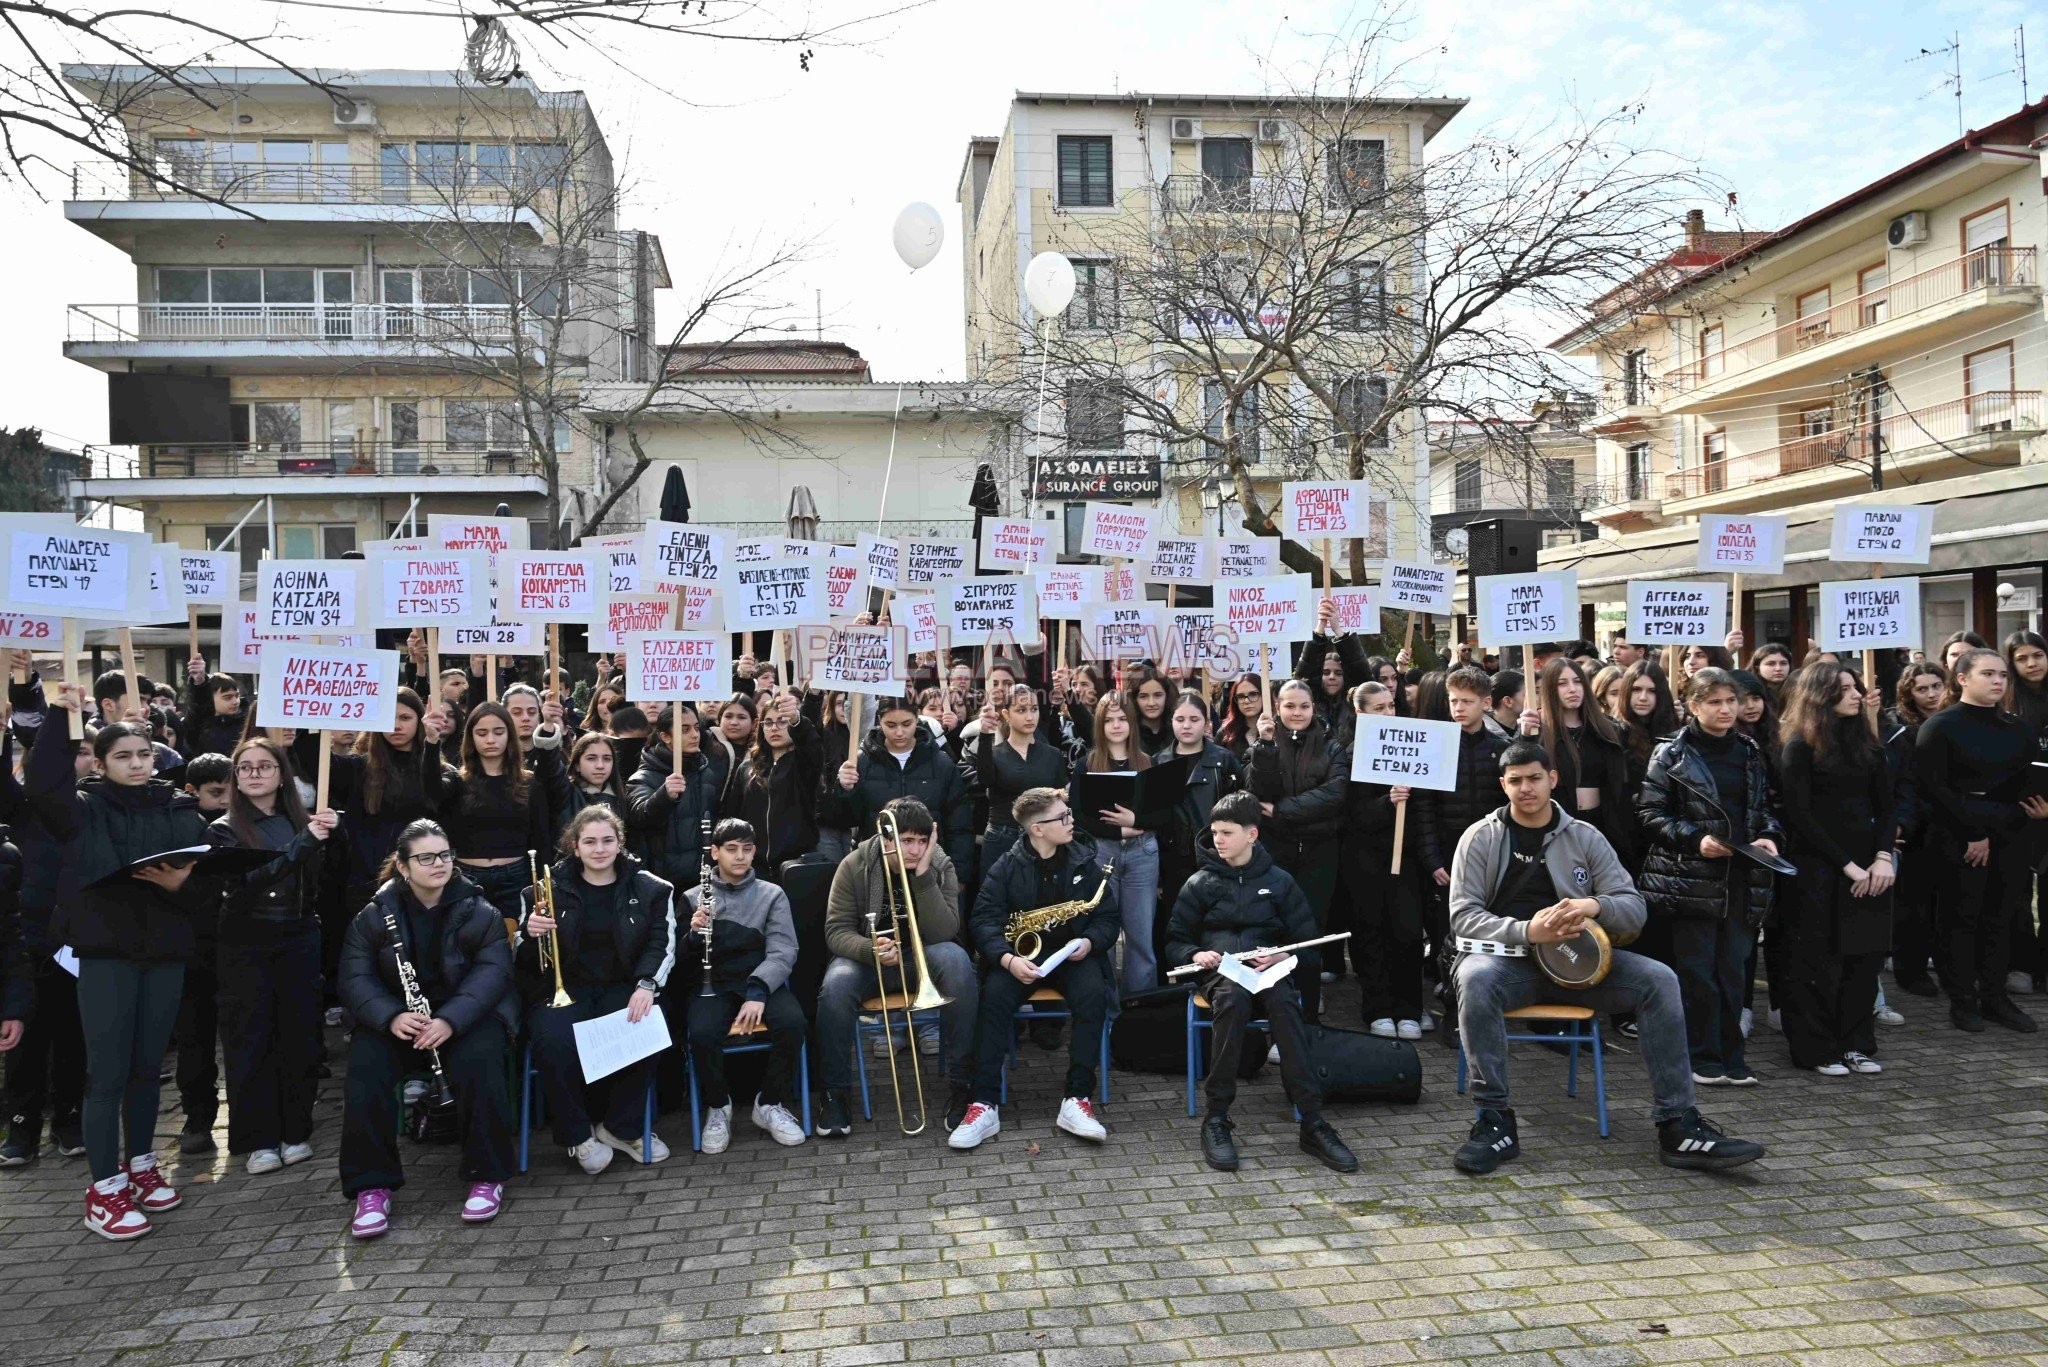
[1,610,2042,1240]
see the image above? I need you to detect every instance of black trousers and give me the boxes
[971,955,1111,1106]
[339,1017,515,1198]
[173,958,219,1130]
[2008,830,2048,979]
[686,987,804,1110]
[329,879,373,1006]
[527,984,651,1145]
[1267,840,1338,1022]
[1776,890,1881,1068]
[4,958,84,1136]
[1345,847,1425,1022]
[1201,976,1321,1121]
[1930,831,2020,1006]
[1891,846,1937,984]
[1669,914,1754,1075]
[462,861,532,923]
[217,926,323,1154]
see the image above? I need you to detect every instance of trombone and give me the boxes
[867,808,951,1135]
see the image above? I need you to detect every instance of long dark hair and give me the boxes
[1412,669,1450,723]
[1217,671,1262,750]
[1616,661,1677,764]
[353,686,426,816]
[225,736,311,847]
[376,817,449,886]
[2002,630,2048,725]
[1893,662,1948,727]
[1729,668,1779,753]
[1535,659,1622,793]
[1781,661,1877,764]
[568,730,624,798]
[460,701,528,801]
[1086,691,1152,773]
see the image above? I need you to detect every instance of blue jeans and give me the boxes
[1106,834,1160,993]
[1456,950,1696,1123]
[816,942,980,1092]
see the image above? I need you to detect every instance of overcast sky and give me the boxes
[3,0,2036,450]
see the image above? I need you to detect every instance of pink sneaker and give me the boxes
[460,1181,503,1224]
[125,1159,181,1213]
[350,1188,391,1240]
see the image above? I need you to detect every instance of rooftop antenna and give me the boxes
[1984,26,2030,104]
[1913,32,1964,135]
[816,289,822,340]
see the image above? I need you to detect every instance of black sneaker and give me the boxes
[1722,1066,1760,1087]
[1984,998,2039,1033]
[1950,1003,1988,1033]
[1298,1119,1358,1174]
[178,1125,217,1156]
[51,1119,85,1158]
[1896,974,1940,998]
[1453,1108,1520,1175]
[1201,1114,1239,1172]
[0,1117,38,1167]
[815,1090,852,1139]
[1657,1108,1764,1171]
[942,1083,974,1132]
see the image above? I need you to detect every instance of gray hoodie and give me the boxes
[684,868,798,1000]
[1448,801,1645,950]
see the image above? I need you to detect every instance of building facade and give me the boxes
[1427,395,1598,559]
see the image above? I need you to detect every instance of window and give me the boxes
[154,267,351,305]
[1062,503,1086,557]
[518,142,569,189]
[1453,459,1482,510]
[1324,138,1386,209]
[322,525,358,559]
[327,401,357,459]
[1703,429,1727,492]
[1963,202,2012,285]
[250,401,302,451]
[388,401,422,474]
[1331,262,1385,330]
[204,524,268,575]
[1798,405,1833,438]
[1199,138,1253,205]
[1698,324,1724,379]
[1625,442,1651,500]
[1544,458,1575,510]
[1056,136,1113,208]
[1965,342,2016,430]
[1337,376,1389,449]
[153,137,343,195]
[1795,285,1832,348]
[1063,381,1123,449]
[1067,259,1117,330]
[279,526,318,560]
[1858,262,1889,326]
[445,399,523,451]
[1622,349,1648,406]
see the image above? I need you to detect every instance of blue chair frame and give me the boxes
[1455,1003,1610,1138]
[852,993,946,1122]
[999,986,1109,1105]
[517,1041,657,1172]
[684,1026,812,1151]
[1184,991,1299,1120]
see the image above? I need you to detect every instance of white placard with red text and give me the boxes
[895,594,940,654]
[365,551,492,629]
[254,643,398,733]
[428,514,528,557]
[1033,566,1105,617]
[1219,574,1314,644]
[591,594,681,651]
[1081,504,1159,560]
[1696,515,1789,576]
[506,551,602,623]
[823,545,862,620]
[976,518,1055,572]
[1325,586,1378,635]
[1215,537,1281,579]
[1280,481,1373,538]
[1378,560,1455,615]
[622,632,733,700]
[0,613,61,646]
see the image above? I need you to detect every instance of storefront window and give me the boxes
[1995,567,2042,643]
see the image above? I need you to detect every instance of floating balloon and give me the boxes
[1024,251,1076,319]
[891,202,944,270]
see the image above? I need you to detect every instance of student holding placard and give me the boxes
[625,704,728,905]
[1294,598,1371,736]
[27,689,211,1241]
[731,692,825,882]
[1344,682,1428,1038]
[1245,679,1350,1023]
[180,658,248,761]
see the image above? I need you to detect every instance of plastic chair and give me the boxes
[1184,991,1300,1120]
[1455,1003,1609,1138]
[518,1041,656,1172]
[852,992,946,1121]
[999,985,1110,1104]
[684,1018,812,1151]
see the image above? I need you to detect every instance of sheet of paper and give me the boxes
[1034,938,1085,976]
[53,945,79,977]
[572,1004,673,1082]
[1215,952,1298,995]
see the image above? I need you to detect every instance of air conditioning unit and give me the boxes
[1886,211,1929,248]
[331,98,379,129]
[1256,118,1288,143]
[1169,116,1201,142]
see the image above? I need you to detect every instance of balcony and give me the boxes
[1655,247,2039,412]
[73,441,549,501]
[65,302,527,373]
[1662,390,2041,507]
[1158,174,1303,213]
[1580,476,1664,525]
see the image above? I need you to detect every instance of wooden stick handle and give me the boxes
[427,627,441,703]
[1390,795,1407,876]
[316,730,333,812]
[486,655,498,701]
[187,604,200,668]
[548,622,561,704]
[61,617,83,739]
[1260,643,1273,718]
[1321,538,1334,594]
[672,699,685,777]
[118,627,141,719]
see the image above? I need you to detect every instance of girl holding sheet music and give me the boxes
[1076,692,1163,992]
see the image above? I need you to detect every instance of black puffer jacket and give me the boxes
[1637,726,1782,927]
[1163,838,1319,975]
[1415,725,1509,876]
[339,874,517,1036]
[0,832,27,1024]
[1295,633,1369,734]
[969,832,1119,965]
[516,856,677,1008]
[731,716,825,874]
[1245,718,1349,848]
[1152,741,1245,862]
[822,725,975,874]
[624,742,729,891]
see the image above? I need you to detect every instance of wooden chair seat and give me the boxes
[726,1017,772,1037]
[859,993,924,1013]
[1504,1004,1596,1023]
[1192,992,1209,1011]
[1026,986,1067,1004]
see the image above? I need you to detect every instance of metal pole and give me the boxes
[265,494,276,557]
[211,497,264,551]
[873,383,905,533]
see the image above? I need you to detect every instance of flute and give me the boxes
[1167,931,1354,980]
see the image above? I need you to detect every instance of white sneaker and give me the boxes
[280,1142,314,1167]
[750,1098,806,1146]
[323,1006,345,1028]
[1844,1051,1883,1074]
[1318,970,1337,984]
[1056,1096,1106,1142]
[1266,1043,1281,1064]
[1418,1011,1436,1033]
[1813,1061,1850,1077]
[700,1103,732,1155]
[1739,1007,1753,1038]
[869,1029,902,1059]
[595,1122,670,1164]
[245,1148,283,1175]
[1874,1005,1906,1026]
[948,1101,1000,1149]
[1396,1019,1423,1041]
[569,1137,614,1175]
[2006,970,2035,996]
[1369,1017,1397,1038]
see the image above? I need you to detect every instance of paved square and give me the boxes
[2,981,2045,1365]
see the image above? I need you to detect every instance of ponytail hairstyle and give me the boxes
[226,735,310,847]
[377,817,450,887]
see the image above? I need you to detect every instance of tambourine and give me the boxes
[1531,920,1613,988]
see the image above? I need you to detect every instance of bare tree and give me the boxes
[977,29,1717,584]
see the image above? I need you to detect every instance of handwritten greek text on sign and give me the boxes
[257,561,359,633]
[1349,715,1462,791]
[1697,515,1788,575]
[139,552,188,626]
[725,560,826,630]
[1627,580,1729,646]
[591,594,680,651]
[448,594,544,655]
[902,538,972,586]
[1476,571,1578,648]
[1215,538,1280,579]
[1144,536,1211,584]
[254,644,398,733]
[977,518,1054,572]
[428,515,528,557]
[4,523,147,620]
[509,552,600,622]
[179,551,238,605]
[803,625,903,696]
[824,545,862,619]
[1326,587,1378,635]
[1033,566,1103,615]
[1165,608,1232,673]
[368,552,488,628]
[623,632,732,701]
[1818,578,1923,652]
[1080,504,1158,560]
[1379,560,1454,614]
[584,532,641,593]
[1220,574,1313,644]
[937,577,1040,647]
[0,613,60,644]
[896,594,940,654]
[1830,505,1933,566]
[1080,602,1162,661]
[856,534,902,590]
[1280,481,1372,538]
[641,521,729,585]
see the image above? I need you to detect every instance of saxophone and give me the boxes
[1004,863,1115,961]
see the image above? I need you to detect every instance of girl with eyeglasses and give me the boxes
[732,691,824,883]
[1216,672,1265,762]
[337,819,518,1240]
[204,736,337,1175]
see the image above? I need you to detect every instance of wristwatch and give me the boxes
[636,977,660,994]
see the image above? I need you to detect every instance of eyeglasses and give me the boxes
[235,762,279,777]
[1032,810,1075,827]
[1234,691,1259,702]
[405,850,455,867]
[760,717,791,729]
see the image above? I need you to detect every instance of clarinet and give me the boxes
[381,906,456,1108]
[696,815,716,998]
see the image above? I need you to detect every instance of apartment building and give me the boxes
[957,91,1464,559]
[1427,395,1598,559]
[1553,101,2048,648]
[58,65,665,602]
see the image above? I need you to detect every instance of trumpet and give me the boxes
[869,808,952,1136]
[529,851,571,1008]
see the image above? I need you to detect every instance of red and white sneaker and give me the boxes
[946,1102,1000,1150]
[460,1181,504,1223]
[84,1180,151,1241]
[126,1159,181,1213]
[350,1189,392,1240]
[1056,1096,1107,1142]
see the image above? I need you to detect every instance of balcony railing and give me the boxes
[1660,247,2037,395]
[1662,390,2041,500]
[68,302,520,346]
[81,441,544,482]
[1158,174,1304,213]
[69,159,577,207]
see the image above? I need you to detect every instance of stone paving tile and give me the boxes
[2,981,2046,1365]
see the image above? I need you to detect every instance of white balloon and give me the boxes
[1024,251,1077,318]
[891,202,944,270]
